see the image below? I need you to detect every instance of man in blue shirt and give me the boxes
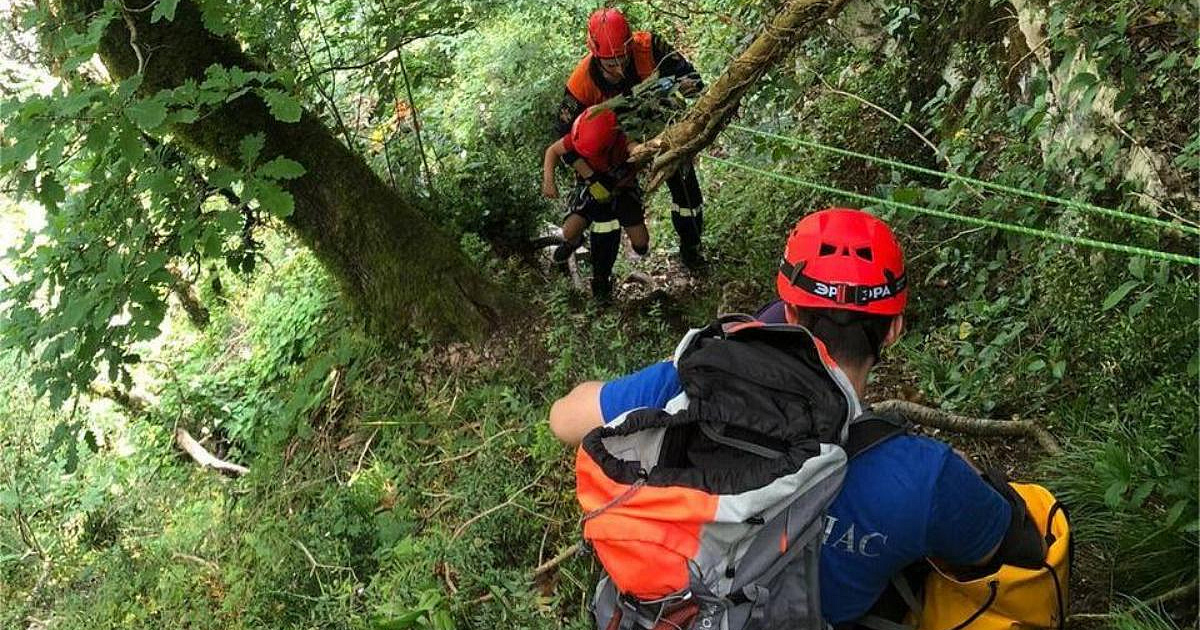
[548,208,1016,626]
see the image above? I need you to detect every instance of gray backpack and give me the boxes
[575,317,864,630]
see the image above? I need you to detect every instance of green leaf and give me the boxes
[208,166,239,190]
[116,75,143,100]
[1127,293,1151,318]
[0,490,18,512]
[1128,480,1155,509]
[891,187,923,206]
[1066,72,1098,95]
[1026,359,1046,373]
[116,125,144,162]
[84,428,100,453]
[126,98,167,130]
[1103,480,1127,508]
[256,157,306,180]
[1165,500,1189,528]
[1127,256,1146,280]
[166,108,198,124]
[1101,280,1139,311]
[254,183,295,217]
[36,174,66,211]
[239,133,265,168]
[150,0,180,23]
[260,89,302,123]
[1051,360,1066,380]
[197,0,231,35]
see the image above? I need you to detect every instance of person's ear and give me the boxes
[784,303,800,325]
[882,314,905,348]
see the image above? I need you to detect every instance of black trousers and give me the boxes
[565,183,645,285]
[666,161,703,249]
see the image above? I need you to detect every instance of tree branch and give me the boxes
[174,428,249,475]
[311,29,462,76]
[630,0,852,190]
[1068,578,1198,622]
[873,399,1063,456]
[532,543,581,580]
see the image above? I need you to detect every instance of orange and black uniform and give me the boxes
[556,32,706,231]
[560,126,645,298]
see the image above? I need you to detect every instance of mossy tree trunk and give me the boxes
[65,0,515,342]
[632,0,851,189]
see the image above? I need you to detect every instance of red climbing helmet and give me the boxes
[776,208,907,315]
[570,107,621,161]
[587,8,632,59]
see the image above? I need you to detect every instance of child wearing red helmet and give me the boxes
[542,107,648,301]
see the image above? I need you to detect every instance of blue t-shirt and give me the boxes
[598,361,1010,625]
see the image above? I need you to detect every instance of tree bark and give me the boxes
[66,0,516,341]
[631,0,851,189]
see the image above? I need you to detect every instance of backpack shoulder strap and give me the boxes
[669,314,757,364]
[845,410,909,459]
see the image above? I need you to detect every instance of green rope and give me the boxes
[726,123,1200,237]
[702,154,1200,266]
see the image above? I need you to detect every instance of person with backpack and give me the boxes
[548,208,1064,629]
[543,106,648,301]
[556,7,708,270]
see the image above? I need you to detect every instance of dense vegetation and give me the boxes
[1,0,1196,628]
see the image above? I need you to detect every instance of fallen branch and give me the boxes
[172,552,220,572]
[1068,578,1198,623]
[451,473,544,541]
[630,0,851,189]
[174,428,250,476]
[420,426,521,467]
[532,543,581,581]
[873,399,1062,456]
[290,537,354,577]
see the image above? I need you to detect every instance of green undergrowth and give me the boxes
[0,235,684,629]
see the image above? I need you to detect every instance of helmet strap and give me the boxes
[779,259,907,308]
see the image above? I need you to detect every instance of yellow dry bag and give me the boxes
[916,483,1070,630]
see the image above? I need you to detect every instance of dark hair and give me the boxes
[788,307,895,368]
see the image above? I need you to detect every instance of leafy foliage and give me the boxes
[1,0,1197,627]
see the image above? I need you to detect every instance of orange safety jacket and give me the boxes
[565,31,657,106]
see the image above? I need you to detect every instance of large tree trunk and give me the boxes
[67,0,516,341]
[633,0,851,189]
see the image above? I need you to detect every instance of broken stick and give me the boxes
[872,399,1063,456]
[174,428,250,476]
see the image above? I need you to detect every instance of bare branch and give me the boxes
[873,399,1063,456]
[174,428,250,475]
[532,543,581,580]
[120,9,145,75]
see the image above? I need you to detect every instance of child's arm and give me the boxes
[542,139,567,198]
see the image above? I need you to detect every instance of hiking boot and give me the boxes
[591,276,614,304]
[680,243,708,273]
[552,241,578,274]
